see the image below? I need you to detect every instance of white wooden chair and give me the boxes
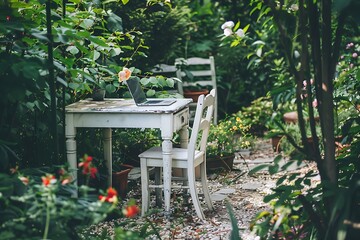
[151,63,177,76]
[175,56,218,124]
[139,89,216,219]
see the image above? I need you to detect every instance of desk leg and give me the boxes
[65,114,77,197]
[103,128,112,187]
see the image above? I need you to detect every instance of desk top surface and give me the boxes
[65,98,192,114]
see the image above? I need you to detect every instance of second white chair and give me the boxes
[139,89,216,219]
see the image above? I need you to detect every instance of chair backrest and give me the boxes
[175,56,217,95]
[175,56,218,124]
[151,63,177,77]
[187,89,216,165]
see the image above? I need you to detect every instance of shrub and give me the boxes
[0,155,140,239]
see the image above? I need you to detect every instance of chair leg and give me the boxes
[201,162,214,210]
[187,167,205,219]
[155,167,162,207]
[140,158,150,216]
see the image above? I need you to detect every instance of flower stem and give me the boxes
[43,196,51,239]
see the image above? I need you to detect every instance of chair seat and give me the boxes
[139,146,205,168]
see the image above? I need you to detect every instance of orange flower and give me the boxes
[118,67,132,82]
[123,205,139,218]
[41,174,56,186]
[61,178,70,185]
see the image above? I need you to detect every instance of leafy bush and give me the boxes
[0,154,144,239]
[207,115,254,158]
[233,96,274,136]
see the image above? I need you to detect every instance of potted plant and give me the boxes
[183,85,209,102]
[206,115,252,172]
[91,80,107,101]
[112,163,134,199]
[265,120,286,153]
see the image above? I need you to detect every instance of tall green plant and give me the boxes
[0,0,178,168]
[222,0,359,238]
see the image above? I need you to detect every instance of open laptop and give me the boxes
[126,77,176,106]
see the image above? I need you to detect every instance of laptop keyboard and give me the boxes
[145,100,163,104]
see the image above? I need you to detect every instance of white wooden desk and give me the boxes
[65,98,192,215]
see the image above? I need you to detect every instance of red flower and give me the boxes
[90,167,98,178]
[41,175,56,186]
[6,16,10,21]
[82,164,90,174]
[99,187,118,204]
[79,154,97,178]
[123,205,139,218]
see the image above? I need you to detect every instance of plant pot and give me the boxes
[271,136,283,152]
[112,164,133,198]
[92,89,106,101]
[184,89,209,102]
[207,154,235,173]
[283,111,298,124]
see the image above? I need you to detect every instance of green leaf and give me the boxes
[93,50,100,61]
[105,84,116,93]
[140,78,150,85]
[149,77,158,85]
[263,193,278,203]
[88,36,108,47]
[110,48,122,57]
[68,82,79,90]
[66,46,79,55]
[248,164,269,175]
[106,12,123,32]
[243,24,250,33]
[234,21,240,31]
[226,202,241,240]
[166,78,175,88]
[268,164,279,175]
[146,89,156,97]
[80,19,94,29]
[56,77,68,87]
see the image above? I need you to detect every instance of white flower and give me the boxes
[221,21,234,30]
[235,28,244,38]
[290,4,299,11]
[223,28,233,36]
[294,50,300,58]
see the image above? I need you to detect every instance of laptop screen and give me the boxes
[126,77,147,104]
